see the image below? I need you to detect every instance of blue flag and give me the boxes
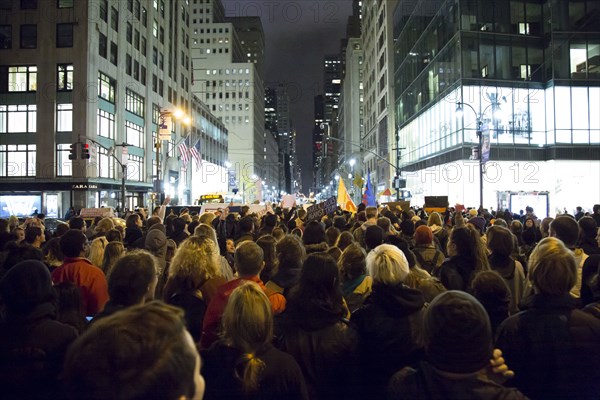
[362,169,376,206]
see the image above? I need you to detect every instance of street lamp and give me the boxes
[156,108,190,205]
[456,99,504,210]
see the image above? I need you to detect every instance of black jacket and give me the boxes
[202,342,308,400]
[277,305,359,400]
[351,283,425,399]
[496,293,600,400]
[0,302,78,399]
[388,361,528,400]
[436,255,476,291]
[123,227,143,249]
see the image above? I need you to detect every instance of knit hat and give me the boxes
[400,219,415,236]
[0,260,54,313]
[468,216,486,234]
[469,209,478,217]
[424,291,493,373]
[414,225,433,245]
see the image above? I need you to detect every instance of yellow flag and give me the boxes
[337,178,357,213]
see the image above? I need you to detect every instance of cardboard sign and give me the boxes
[306,197,337,221]
[281,194,296,209]
[385,201,411,212]
[424,196,448,214]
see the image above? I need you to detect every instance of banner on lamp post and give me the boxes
[481,122,490,164]
[159,115,172,141]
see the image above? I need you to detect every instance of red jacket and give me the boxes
[51,257,109,316]
[200,275,285,349]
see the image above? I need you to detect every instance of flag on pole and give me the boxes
[362,169,376,206]
[178,139,190,168]
[189,139,202,172]
[337,178,357,213]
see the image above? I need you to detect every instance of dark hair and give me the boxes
[24,226,43,244]
[384,235,416,268]
[256,235,278,282]
[42,237,63,263]
[486,226,514,258]
[550,216,579,248]
[239,216,254,233]
[339,243,367,281]
[2,243,44,271]
[54,223,70,237]
[276,235,306,272]
[68,216,85,230]
[235,241,264,277]
[60,229,88,258]
[471,271,511,333]
[288,253,343,321]
[365,225,385,251]
[303,220,326,245]
[108,251,158,306]
[172,217,187,233]
[325,226,340,247]
[106,229,123,243]
[126,214,140,229]
[333,215,347,230]
[63,301,197,400]
[146,216,162,230]
[335,231,355,251]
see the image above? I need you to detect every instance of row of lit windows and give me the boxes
[0,0,73,10]
[0,65,73,93]
[0,23,73,49]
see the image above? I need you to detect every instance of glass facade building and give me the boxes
[393,0,600,213]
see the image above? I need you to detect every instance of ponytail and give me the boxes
[234,352,265,393]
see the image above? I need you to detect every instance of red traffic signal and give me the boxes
[81,143,90,159]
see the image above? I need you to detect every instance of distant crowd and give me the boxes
[1,201,600,399]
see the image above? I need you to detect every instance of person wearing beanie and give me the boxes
[399,219,416,249]
[88,217,115,268]
[412,225,445,274]
[496,237,600,400]
[388,290,526,400]
[0,260,78,399]
[145,222,171,277]
[468,216,487,236]
[351,244,426,399]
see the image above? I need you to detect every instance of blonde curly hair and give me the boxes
[168,236,221,287]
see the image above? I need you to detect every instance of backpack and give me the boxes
[413,249,442,274]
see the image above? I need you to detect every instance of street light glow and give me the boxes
[349,158,356,167]
[182,116,192,125]
[173,108,184,119]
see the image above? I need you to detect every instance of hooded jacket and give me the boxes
[351,283,425,399]
[277,297,359,400]
[496,293,600,400]
[488,255,527,314]
[145,224,168,273]
[388,361,528,400]
[0,261,78,399]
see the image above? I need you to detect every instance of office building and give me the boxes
[393,0,600,213]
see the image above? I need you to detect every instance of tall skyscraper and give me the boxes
[190,1,266,202]
[323,54,343,124]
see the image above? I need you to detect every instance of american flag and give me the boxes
[178,140,190,168]
[189,139,202,172]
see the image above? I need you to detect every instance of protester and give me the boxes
[202,282,308,399]
[0,260,78,399]
[351,244,425,399]
[63,301,205,400]
[388,291,526,399]
[52,229,108,316]
[278,252,359,400]
[496,237,600,400]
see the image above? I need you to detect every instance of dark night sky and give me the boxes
[221,0,353,192]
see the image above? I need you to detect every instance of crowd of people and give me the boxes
[1,201,600,399]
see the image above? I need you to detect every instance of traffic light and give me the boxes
[68,143,77,160]
[81,143,90,159]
